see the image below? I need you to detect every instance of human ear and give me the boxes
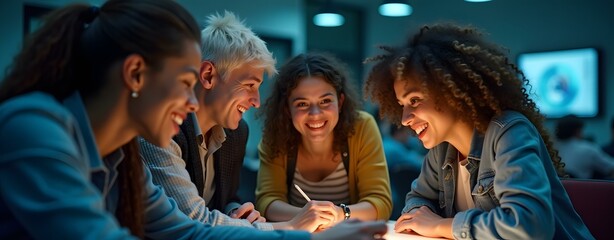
[122,54,147,93]
[338,93,345,109]
[199,61,216,90]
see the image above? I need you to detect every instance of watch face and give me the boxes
[340,203,351,219]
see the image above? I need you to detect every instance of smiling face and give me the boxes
[288,76,343,143]
[202,62,265,130]
[131,40,201,147]
[394,78,461,149]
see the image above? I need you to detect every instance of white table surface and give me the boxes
[384,220,446,240]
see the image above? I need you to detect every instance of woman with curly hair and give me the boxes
[0,0,386,239]
[256,53,392,229]
[364,23,592,239]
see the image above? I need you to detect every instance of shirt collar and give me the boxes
[467,129,484,161]
[442,129,484,169]
[199,125,227,152]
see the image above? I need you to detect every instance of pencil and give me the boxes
[294,184,312,201]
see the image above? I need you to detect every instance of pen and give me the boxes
[294,184,312,201]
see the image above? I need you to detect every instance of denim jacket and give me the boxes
[403,111,593,239]
[0,92,309,239]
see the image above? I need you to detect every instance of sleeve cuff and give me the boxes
[224,202,242,215]
[452,210,472,239]
[253,222,275,231]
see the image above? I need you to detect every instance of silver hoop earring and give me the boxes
[131,91,139,98]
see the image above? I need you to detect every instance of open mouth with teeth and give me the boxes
[237,105,247,113]
[306,121,327,130]
[414,123,428,139]
[172,113,184,125]
[170,113,184,135]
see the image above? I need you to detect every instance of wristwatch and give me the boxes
[339,203,351,220]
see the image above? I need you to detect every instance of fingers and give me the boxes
[230,202,260,222]
[303,200,337,215]
[292,206,337,232]
[244,210,262,223]
[394,212,411,229]
[230,205,247,218]
[395,211,417,233]
[254,216,266,223]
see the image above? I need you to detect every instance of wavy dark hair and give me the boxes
[258,52,360,158]
[0,0,201,236]
[364,23,565,176]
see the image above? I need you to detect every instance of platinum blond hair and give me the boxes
[201,11,276,80]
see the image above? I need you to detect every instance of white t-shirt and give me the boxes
[455,157,475,212]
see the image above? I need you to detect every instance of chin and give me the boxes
[225,121,239,130]
[420,141,435,149]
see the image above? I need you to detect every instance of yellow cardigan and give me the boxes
[255,110,392,220]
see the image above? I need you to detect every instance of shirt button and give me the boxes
[478,185,484,193]
[461,232,467,238]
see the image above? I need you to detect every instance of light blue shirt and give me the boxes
[403,111,593,239]
[0,91,309,239]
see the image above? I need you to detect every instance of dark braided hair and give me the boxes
[0,0,201,236]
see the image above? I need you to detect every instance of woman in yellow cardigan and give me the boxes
[255,52,392,230]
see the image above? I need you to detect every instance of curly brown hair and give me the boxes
[258,52,360,158]
[364,23,565,176]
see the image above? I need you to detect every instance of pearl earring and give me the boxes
[131,91,139,98]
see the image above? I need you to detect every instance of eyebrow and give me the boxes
[183,66,200,80]
[248,75,263,83]
[400,87,420,99]
[291,92,334,103]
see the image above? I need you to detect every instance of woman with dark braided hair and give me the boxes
[365,23,592,239]
[0,0,386,239]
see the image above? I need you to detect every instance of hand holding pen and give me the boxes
[294,184,312,201]
[291,184,344,231]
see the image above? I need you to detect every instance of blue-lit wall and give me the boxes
[1,0,612,146]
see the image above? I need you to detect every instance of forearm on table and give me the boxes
[346,201,378,221]
[437,218,454,239]
[265,200,302,222]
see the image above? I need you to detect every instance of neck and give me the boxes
[84,93,137,158]
[300,135,335,160]
[447,121,474,158]
[197,107,215,130]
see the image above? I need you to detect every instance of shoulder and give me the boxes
[0,92,71,122]
[356,110,376,122]
[490,111,531,129]
[0,92,79,162]
[348,110,380,142]
[352,110,378,131]
[0,92,74,130]
[139,137,182,158]
[224,118,249,142]
[486,110,539,137]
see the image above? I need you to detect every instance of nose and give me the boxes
[187,89,199,112]
[401,106,413,126]
[308,104,322,115]
[250,90,260,108]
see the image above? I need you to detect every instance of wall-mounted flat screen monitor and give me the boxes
[518,48,599,118]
